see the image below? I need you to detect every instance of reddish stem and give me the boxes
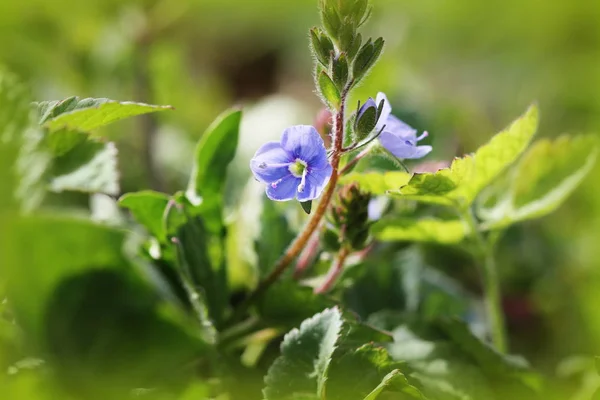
[314,247,350,294]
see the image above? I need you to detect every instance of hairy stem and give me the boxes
[293,230,322,279]
[463,208,507,353]
[314,247,350,294]
[225,83,353,325]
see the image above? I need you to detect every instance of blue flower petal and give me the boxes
[385,115,418,139]
[297,164,333,202]
[375,92,392,133]
[379,132,431,160]
[250,141,293,183]
[266,175,301,201]
[409,145,433,159]
[280,125,329,168]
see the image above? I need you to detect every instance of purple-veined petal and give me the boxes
[385,115,418,140]
[250,141,294,183]
[379,132,419,159]
[281,125,330,168]
[266,175,301,201]
[296,164,333,202]
[408,145,433,159]
[375,92,392,132]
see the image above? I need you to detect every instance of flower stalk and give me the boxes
[226,83,352,325]
[463,208,507,353]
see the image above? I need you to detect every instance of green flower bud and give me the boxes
[328,183,372,250]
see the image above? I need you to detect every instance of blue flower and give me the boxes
[250,125,333,202]
[376,92,432,160]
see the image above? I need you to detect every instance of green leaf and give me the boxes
[187,109,241,220]
[373,219,468,244]
[257,281,336,327]
[0,68,30,142]
[310,27,334,67]
[169,210,228,327]
[437,318,541,391]
[0,69,31,210]
[395,105,539,209]
[300,200,313,215]
[0,215,129,344]
[479,134,598,230]
[364,370,426,400]
[44,129,87,156]
[49,140,119,195]
[264,307,344,400]
[40,97,173,132]
[326,343,423,400]
[119,190,171,240]
[332,53,349,90]
[43,269,206,396]
[353,38,384,85]
[317,71,341,110]
[254,199,295,278]
[339,171,411,195]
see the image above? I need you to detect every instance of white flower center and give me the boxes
[289,159,309,193]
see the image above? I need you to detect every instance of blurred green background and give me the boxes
[2,0,600,391]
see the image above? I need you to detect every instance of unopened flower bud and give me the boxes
[327,183,372,250]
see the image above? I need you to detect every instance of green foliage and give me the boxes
[318,71,342,110]
[339,171,411,195]
[119,190,171,239]
[49,140,119,195]
[353,38,384,85]
[372,316,540,400]
[310,27,335,67]
[0,215,128,344]
[394,105,539,209]
[264,307,344,400]
[478,134,598,230]
[39,97,173,133]
[372,219,468,245]
[264,308,419,400]
[187,108,241,221]
[255,199,295,278]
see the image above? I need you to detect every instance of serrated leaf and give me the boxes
[119,190,170,240]
[0,69,30,142]
[326,343,422,400]
[187,109,241,223]
[373,219,468,244]
[480,134,597,230]
[263,308,344,400]
[395,105,539,209]
[40,97,172,132]
[339,171,411,195]
[318,71,341,110]
[49,140,119,195]
[363,370,426,400]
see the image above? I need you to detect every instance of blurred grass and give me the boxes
[1,0,600,381]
